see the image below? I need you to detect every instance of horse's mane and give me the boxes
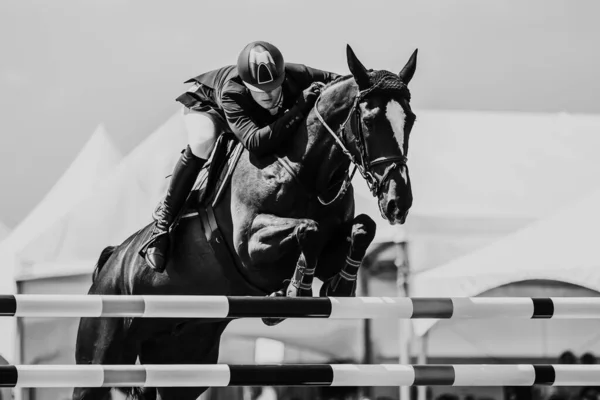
[323,74,353,90]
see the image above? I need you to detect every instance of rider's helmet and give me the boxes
[237,41,285,92]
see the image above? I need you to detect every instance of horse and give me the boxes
[73,44,418,400]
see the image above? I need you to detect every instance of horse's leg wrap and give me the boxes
[286,220,321,298]
[288,254,315,296]
[254,218,321,326]
[320,214,376,297]
[320,255,361,297]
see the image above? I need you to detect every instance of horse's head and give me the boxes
[315,46,417,224]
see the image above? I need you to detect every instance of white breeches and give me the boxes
[182,107,222,159]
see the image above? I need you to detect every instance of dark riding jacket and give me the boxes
[176,63,339,157]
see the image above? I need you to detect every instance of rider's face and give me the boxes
[250,86,283,111]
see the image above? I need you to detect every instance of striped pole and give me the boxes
[0,365,599,387]
[2,295,600,319]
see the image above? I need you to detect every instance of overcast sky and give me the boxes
[1,0,599,227]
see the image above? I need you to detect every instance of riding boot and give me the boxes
[142,146,206,272]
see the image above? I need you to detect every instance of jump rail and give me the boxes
[2,295,600,319]
[1,364,599,387]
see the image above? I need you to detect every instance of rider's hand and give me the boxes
[297,82,325,110]
[305,82,325,99]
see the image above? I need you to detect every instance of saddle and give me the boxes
[174,132,245,274]
[153,132,242,223]
[193,131,243,208]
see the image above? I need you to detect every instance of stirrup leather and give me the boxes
[139,222,169,258]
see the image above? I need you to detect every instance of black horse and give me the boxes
[74,45,417,400]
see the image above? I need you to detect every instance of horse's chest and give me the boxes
[236,163,313,217]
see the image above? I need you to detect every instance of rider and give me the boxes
[140,41,340,272]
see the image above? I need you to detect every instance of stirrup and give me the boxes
[139,225,169,258]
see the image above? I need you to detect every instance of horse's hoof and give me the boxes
[261,290,287,326]
[320,274,356,297]
[261,317,286,326]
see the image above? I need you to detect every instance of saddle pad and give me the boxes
[188,133,244,213]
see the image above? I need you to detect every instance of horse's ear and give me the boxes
[399,49,418,85]
[346,45,370,90]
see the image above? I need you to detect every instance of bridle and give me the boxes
[313,80,408,206]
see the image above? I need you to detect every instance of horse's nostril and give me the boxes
[386,200,397,216]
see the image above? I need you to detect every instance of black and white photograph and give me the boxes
[0,1,599,400]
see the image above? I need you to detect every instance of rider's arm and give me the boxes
[221,91,313,157]
[287,63,341,86]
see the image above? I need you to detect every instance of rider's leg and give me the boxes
[142,108,220,272]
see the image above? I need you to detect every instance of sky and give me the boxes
[1,0,599,227]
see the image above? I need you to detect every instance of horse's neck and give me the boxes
[289,80,357,193]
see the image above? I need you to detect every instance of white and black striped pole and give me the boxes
[0,365,599,387]
[2,295,600,319]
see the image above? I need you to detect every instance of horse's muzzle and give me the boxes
[383,199,410,225]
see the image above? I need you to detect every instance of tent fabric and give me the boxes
[424,278,600,359]
[15,111,188,280]
[0,125,121,266]
[366,279,600,360]
[411,187,600,337]
[408,110,600,220]
[0,222,8,241]
[0,124,122,285]
[0,124,122,362]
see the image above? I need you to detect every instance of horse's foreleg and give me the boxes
[248,214,322,296]
[318,213,376,297]
[249,214,323,326]
[285,218,322,298]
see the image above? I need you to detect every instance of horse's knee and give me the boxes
[183,109,220,159]
[350,214,377,255]
[294,219,320,250]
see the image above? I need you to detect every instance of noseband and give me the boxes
[313,83,408,205]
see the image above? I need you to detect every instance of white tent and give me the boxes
[0,124,122,277]
[384,109,600,272]
[15,111,188,280]
[0,124,122,278]
[409,110,600,220]
[0,124,122,362]
[408,188,600,359]
[0,222,8,242]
